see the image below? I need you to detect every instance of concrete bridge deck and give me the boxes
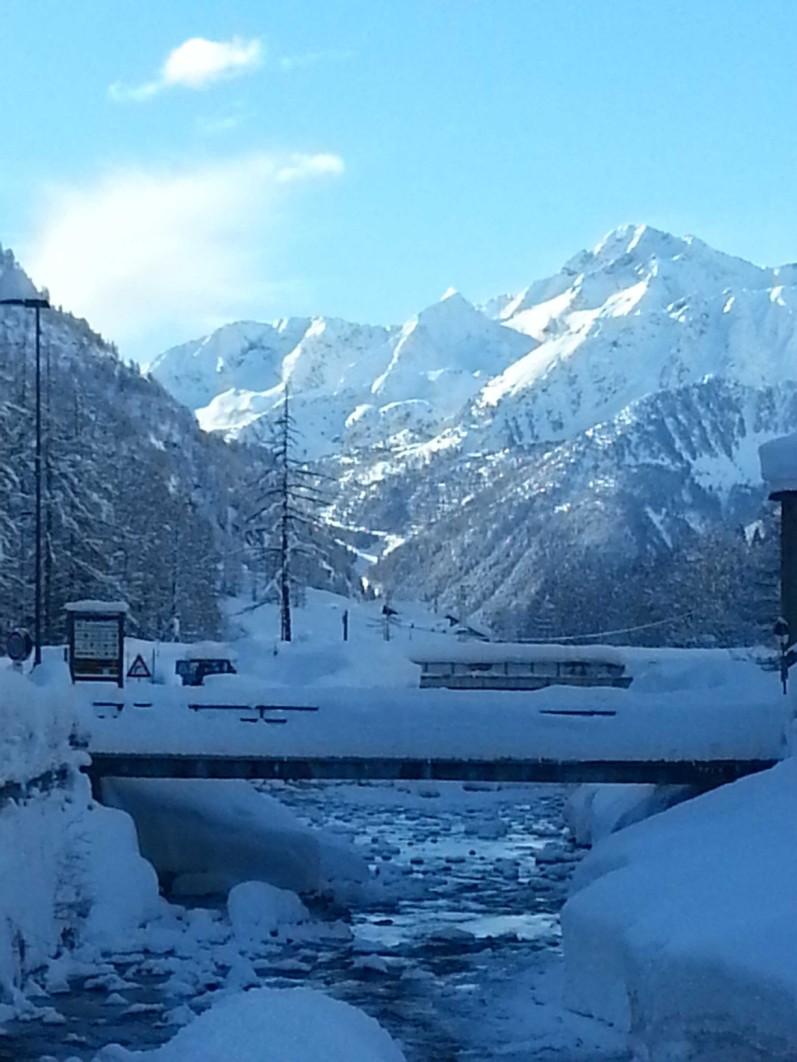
[79,673,789,793]
[85,751,779,789]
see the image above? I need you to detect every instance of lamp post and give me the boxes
[0,296,50,666]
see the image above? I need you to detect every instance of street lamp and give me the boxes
[0,295,50,666]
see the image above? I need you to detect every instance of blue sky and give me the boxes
[2,0,796,361]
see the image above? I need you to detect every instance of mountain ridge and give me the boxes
[147,223,797,463]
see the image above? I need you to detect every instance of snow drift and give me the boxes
[92,986,406,1061]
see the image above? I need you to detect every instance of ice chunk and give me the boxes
[227,881,309,947]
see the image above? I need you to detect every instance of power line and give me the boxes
[540,611,696,643]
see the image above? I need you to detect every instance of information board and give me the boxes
[65,603,126,687]
[73,619,120,660]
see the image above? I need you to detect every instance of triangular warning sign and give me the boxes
[127,653,152,679]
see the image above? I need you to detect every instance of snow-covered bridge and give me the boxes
[79,654,790,790]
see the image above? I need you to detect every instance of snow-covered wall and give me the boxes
[562,761,797,1059]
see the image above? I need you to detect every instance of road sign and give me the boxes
[127,653,152,680]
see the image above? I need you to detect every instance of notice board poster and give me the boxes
[66,605,126,686]
[73,618,120,661]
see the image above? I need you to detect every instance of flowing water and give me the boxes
[2,781,628,1061]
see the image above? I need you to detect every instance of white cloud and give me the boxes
[23,152,344,359]
[110,36,263,102]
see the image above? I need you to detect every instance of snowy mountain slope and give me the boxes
[370,289,533,408]
[367,378,791,642]
[151,292,535,456]
[149,318,314,410]
[466,224,797,448]
[0,244,39,300]
[143,223,797,642]
[11,219,796,647]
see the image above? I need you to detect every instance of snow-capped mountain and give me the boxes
[470,224,797,447]
[149,290,534,456]
[4,224,793,646]
[150,224,797,466]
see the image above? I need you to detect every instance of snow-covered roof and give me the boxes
[64,600,129,614]
[408,642,626,667]
[759,433,797,494]
[178,641,239,661]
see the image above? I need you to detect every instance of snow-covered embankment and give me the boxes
[563,760,797,1058]
[0,665,161,1010]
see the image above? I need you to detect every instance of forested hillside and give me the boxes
[0,289,244,641]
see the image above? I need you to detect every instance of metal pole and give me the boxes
[779,492,797,649]
[34,304,42,666]
[0,296,47,665]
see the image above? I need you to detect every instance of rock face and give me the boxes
[147,224,795,643]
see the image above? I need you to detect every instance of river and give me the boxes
[3,781,628,1061]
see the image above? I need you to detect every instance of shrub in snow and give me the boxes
[92,986,406,1061]
[227,881,309,948]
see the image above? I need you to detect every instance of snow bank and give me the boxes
[0,783,163,1003]
[0,663,162,1003]
[565,783,692,846]
[93,986,405,1061]
[0,665,74,783]
[760,431,797,493]
[101,779,368,897]
[0,786,72,999]
[69,802,163,946]
[0,663,80,999]
[563,760,797,1058]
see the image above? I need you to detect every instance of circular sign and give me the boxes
[6,628,33,662]
[774,618,790,640]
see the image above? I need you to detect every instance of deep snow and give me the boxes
[563,759,797,1059]
[0,663,163,1011]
